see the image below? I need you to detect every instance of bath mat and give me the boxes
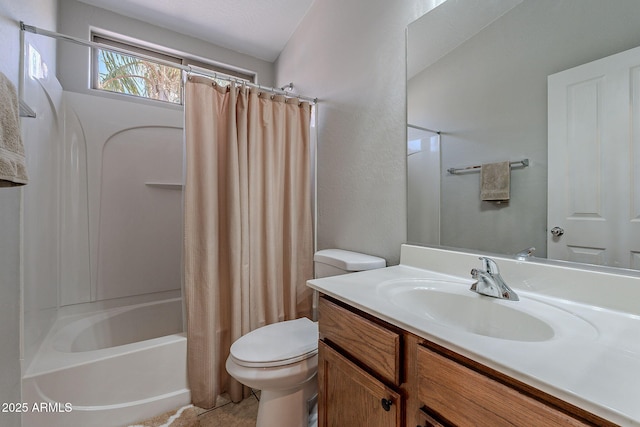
[129,404,199,427]
[129,396,258,427]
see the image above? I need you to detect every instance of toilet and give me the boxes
[225,249,386,427]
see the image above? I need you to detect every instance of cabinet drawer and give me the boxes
[318,297,401,386]
[416,345,590,427]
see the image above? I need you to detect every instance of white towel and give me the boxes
[0,72,28,187]
[480,161,510,201]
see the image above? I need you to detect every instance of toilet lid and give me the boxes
[229,318,318,368]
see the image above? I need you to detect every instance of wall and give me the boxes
[0,1,58,425]
[57,0,275,96]
[407,0,640,256]
[275,0,445,265]
[59,92,183,306]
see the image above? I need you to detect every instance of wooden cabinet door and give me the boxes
[318,340,402,427]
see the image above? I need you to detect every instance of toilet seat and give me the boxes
[229,318,318,368]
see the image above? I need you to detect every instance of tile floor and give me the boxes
[198,392,259,426]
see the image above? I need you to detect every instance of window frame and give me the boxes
[91,33,256,105]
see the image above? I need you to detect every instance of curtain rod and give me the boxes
[407,124,440,134]
[20,21,318,104]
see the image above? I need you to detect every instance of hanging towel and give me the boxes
[480,161,510,201]
[0,72,28,187]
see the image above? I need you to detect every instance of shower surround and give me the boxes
[21,58,188,426]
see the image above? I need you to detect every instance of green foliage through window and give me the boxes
[96,49,183,104]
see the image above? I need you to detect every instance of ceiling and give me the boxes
[76,0,315,62]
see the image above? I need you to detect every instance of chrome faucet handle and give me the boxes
[479,257,499,274]
[470,257,519,301]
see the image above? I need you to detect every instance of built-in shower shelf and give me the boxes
[20,99,36,118]
[145,182,183,190]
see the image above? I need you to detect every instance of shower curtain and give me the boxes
[183,75,314,408]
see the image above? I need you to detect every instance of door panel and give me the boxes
[548,45,640,268]
[318,341,402,427]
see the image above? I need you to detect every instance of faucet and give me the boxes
[470,257,519,301]
[515,247,535,261]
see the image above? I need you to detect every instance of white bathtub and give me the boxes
[22,298,190,427]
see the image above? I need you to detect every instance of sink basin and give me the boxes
[377,278,596,342]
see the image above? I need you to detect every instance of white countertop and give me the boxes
[308,258,640,427]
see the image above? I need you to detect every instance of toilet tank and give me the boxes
[314,249,386,278]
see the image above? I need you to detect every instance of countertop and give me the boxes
[308,263,640,426]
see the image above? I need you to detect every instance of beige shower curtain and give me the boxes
[183,75,314,409]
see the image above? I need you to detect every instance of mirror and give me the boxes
[407,0,640,268]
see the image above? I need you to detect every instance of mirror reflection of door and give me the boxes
[548,44,640,269]
[407,125,441,246]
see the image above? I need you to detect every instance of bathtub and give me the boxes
[22,298,190,427]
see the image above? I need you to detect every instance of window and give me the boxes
[92,34,255,105]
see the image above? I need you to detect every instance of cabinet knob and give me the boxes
[381,398,393,411]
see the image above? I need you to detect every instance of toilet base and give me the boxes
[256,375,317,427]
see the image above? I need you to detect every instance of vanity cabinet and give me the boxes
[318,297,404,427]
[318,295,616,427]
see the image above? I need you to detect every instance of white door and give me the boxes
[548,45,640,269]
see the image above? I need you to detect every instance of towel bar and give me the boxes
[145,182,183,190]
[447,158,529,175]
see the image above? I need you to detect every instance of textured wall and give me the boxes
[276,0,442,265]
